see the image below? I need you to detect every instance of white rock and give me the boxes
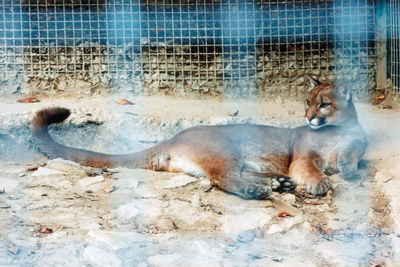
[83,246,121,267]
[164,174,197,189]
[78,176,104,187]
[199,177,210,185]
[301,222,313,232]
[221,211,272,235]
[32,167,65,177]
[266,224,283,235]
[124,179,139,189]
[112,168,141,188]
[137,262,148,267]
[47,158,87,176]
[117,204,140,220]
[88,230,145,251]
[46,158,81,168]
[0,168,25,175]
[281,193,296,206]
[0,177,19,192]
[147,254,181,266]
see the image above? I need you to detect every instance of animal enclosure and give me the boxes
[0,0,398,97]
[2,1,400,265]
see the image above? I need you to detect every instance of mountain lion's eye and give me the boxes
[320,102,331,108]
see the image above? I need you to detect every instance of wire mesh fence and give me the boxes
[0,0,378,97]
[390,0,400,93]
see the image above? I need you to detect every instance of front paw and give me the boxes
[306,177,332,196]
[338,161,359,180]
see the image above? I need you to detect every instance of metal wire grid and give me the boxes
[258,1,375,95]
[141,1,224,94]
[0,0,376,96]
[390,0,400,93]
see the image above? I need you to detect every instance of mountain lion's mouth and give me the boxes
[309,123,326,129]
[306,117,327,129]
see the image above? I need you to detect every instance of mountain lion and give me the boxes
[31,75,367,199]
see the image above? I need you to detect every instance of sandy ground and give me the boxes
[0,94,399,266]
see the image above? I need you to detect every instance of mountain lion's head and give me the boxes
[304,75,356,130]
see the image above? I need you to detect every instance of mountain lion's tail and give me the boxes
[31,107,160,169]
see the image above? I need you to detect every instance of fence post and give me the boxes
[375,0,388,92]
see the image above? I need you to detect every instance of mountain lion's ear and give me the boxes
[336,84,351,101]
[305,75,321,91]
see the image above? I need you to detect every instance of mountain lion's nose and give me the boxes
[306,115,314,121]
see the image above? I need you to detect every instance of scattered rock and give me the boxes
[147,254,181,266]
[137,262,148,267]
[221,211,272,235]
[117,204,140,221]
[46,158,86,176]
[85,168,103,176]
[112,168,141,189]
[164,174,197,189]
[32,167,65,177]
[8,246,19,255]
[0,177,19,192]
[254,227,264,239]
[266,224,283,235]
[87,230,144,251]
[83,246,121,267]
[281,193,296,206]
[125,179,140,190]
[0,168,26,175]
[103,183,114,193]
[78,176,105,187]
[237,230,256,243]
[46,158,81,168]
[225,237,236,245]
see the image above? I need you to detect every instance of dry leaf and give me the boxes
[375,94,385,101]
[41,227,53,234]
[117,99,134,105]
[227,110,239,117]
[27,166,39,172]
[278,212,293,218]
[103,183,114,193]
[17,97,40,103]
[8,246,19,255]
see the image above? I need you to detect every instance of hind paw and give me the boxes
[271,176,297,193]
[242,184,272,200]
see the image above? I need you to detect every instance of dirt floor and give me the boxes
[0,94,399,266]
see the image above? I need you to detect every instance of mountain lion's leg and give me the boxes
[203,159,273,199]
[337,141,366,180]
[240,169,297,193]
[288,156,331,195]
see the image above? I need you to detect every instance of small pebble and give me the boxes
[237,230,256,243]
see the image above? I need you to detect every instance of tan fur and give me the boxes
[31,76,367,199]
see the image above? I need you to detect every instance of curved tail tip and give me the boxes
[32,107,71,127]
